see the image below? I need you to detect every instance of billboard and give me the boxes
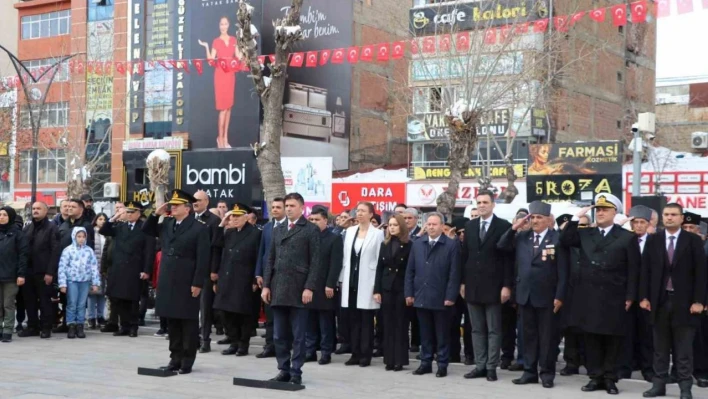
[261,0,353,171]
[407,109,512,142]
[411,164,525,180]
[332,182,406,214]
[86,21,114,129]
[526,142,623,202]
[282,157,332,207]
[406,181,527,208]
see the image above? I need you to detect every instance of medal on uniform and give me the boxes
[546,244,555,260]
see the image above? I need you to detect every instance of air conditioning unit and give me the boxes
[103,182,120,198]
[691,132,708,149]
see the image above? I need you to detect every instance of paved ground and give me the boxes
[0,318,699,399]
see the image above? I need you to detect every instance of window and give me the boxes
[617,71,623,82]
[411,142,450,166]
[21,10,71,40]
[88,0,114,22]
[22,58,69,82]
[20,102,69,128]
[19,149,66,184]
[413,86,459,114]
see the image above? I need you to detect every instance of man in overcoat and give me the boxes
[262,192,322,385]
[211,203,262,357]
[560,193,640,395]
[142,189,210,374]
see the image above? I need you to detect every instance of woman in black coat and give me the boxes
[0,206,28,342]
[373,214,411,371]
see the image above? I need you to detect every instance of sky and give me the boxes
[656,9,708,81]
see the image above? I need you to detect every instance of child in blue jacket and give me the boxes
[58,226,100,339]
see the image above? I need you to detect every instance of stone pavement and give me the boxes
[0,321,698,399]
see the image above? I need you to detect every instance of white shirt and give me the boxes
[598,225,613,237]
[428,235,441,245]
[666,229,681,250]
[273,217,286,229]
[354,236,364,253]
[479,215,493,232]
[637,233,648,254]
[531,228,549,246]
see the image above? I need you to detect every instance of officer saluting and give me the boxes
[142,189,211,374]
[560,193,640,395]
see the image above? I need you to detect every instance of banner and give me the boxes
[527,174,623,203]
[406,181,527,207]
[181,149,259,207]
[407,109,512,142]
[332,182,406,214]
[412,164,525,180]
[281,157,333,206]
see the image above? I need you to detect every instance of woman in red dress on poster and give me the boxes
[198,16,243,148]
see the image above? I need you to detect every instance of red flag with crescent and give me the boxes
[455,32,470,52]
[193,59,204,75]
[484,29,497,44]
[376,43,389,62]
[589,8,606,22]
[610,4,627,26]
[360,45,374,62]
[290,52,304,67]
[305,51,318,67]
[319,49,331,65]
[347,47,359,64]
[422,36,436,53]
[533,19,549,32]
[438,34,451,52]
[677,0,693,14]
[630,1,648,23]
[392,41,405,59]
[655,0,671,17]
[331,48,345,64]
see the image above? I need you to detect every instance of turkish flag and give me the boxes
[207,59,217,68]
[347,47,360,64]
[513,22,529,35]
[104,62,111,74]
[76,61,84,73]
[193,59,204,75]
[180,60,190,74]
[499,26,512,42]
[257,55,266,65]
[610,4,627,26]
[533,18,549,32]
[86,61,94,74]
[68,61,75,74]
[484,29,496,44]
[422,36,436,53]
[677,0,693,14]
[218,59,229,72]
[320,49,331,65]
[392,41,405,59]
[655,0,671,17]
[158,60,168,69]
[360,45,374,62]
[305,51,318,67]
[115,62,125,75]
[290,52,305,67]
[455,32,470,52]
[630,1,648,23]
[169,60,179,70]
[332,48,345,64]
[589,7,606,22]
[229,59,240,72]
[570,11,585,26]
[95,62,103,75]
[376,43,390,62]
[438,34,451,52]
[268,55,276,64]
[554,16,569,32]
[134,61,144,75]
[410,39,420,55]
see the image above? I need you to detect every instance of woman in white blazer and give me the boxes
[339,202,384,367]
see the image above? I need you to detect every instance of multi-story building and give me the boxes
[656,77,708,153]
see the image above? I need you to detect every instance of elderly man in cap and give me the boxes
[211,203,262,357]
[99,201,155,338]
[498,201,568,388]
[560,193,640,395]
[143,189,211,374]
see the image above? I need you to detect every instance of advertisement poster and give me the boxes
[261,0,353,171]
[86,21,114,130]
[121,150,180,205]
[406,181,527,208]
[526,142,623,202]
[332,182,406,214]
[281,157,332,206]
[412,164,525,180]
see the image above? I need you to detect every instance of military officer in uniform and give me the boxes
[560,193,640,395]
[211,203,262,357]
[99,202,155,337]
[142,189,211,374]
[498,201,568,388]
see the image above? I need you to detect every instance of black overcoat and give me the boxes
[99,220,156,301]
[22,218,60,276]
[309,228,343,311]
[142,214,210,320]
[374,238,412,294]
[212,223,262,315]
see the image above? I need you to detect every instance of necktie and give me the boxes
[533,234,540,256]
[600,228,605,237]
[129,223,134,231]
[289,222,294,231]
[667,236,675,291]
[480,221,487,239]
[173,222,179,233]
[429,240,435,249]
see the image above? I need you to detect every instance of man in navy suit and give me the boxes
[254,197,286,358]
[498,201,568,388]
[405,212,461,378]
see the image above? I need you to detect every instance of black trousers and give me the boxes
[374,309,384,350]
[167,318,199,369]
[15,285,25,325]
[335,287,349,347]
[584,333,623,381]
[381,290,409,366]
[222,311,252,350]
[653,297,696,383]
[501,302,517,363]
[22,274,55,331]
[347,291,375,360]
[138,281,149,320]
[408,306,420,347]
[694,316,708,379]
[520,304,557,381]
[418,307,453,368]
[199,279,218,342]
[106,297,119,326]
[112,297,139,329]
[263,302,274,350]
[563,327,586,368]
[450,295,471,362]
[617,304,654,378]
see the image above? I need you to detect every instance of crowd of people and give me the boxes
[1,189,708,398]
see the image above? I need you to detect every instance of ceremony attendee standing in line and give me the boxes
[497,201,568,389]
[405,212,460,378]
[262,193,322,385]
[340,202,384,368]
[640,204,706,399]
[88,213,108,330]
[0,206,28,342]
[560,194,640,395]
[374,214,411,371]
[143,190,211,374]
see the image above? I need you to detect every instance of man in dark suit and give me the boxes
[403,207,423,353]
[560,193,640,395]
[192,190,223,353]
[449,217,474,365]
[255,197,286,358]
[640,205,707,399]
[262,192,322,386]
[305,205,343,365]
[498,201,568,388]
[142,189,211,374]
[462,191,513,382]
[405,212,461,378]
[501,209,529,372]
[99,202,155,337]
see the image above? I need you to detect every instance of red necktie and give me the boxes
[289,223,294,231]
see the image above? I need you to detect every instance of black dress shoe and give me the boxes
[178,367,192,375]
[359,359,371,367]
[508,362,524,372]
[464,357,474,366]
[40,330,51,339]
[222,346,238,355]
[512,374,539,385]
[605,380,619,395]
[289,375,302,385]
[318,356,331,365]
[642,383,666,397]
[486,369,498,381]
[129,328,138,338]
[344,357,360,366]
[270,371,291,382]
[372,350,383,358]
[436,368,447,378]
[199,342,211,353]
[385,365,394,371]
[215,327,224,335]
[581,379,604,392]
[217,338,232,345]
[18,328,39,337]
[393,365,403,372]
[697,378,708,388]
[560,366,579,376]
[410,345,420,353]
[138,319,146,327]
[304,353,318,363]
[464,368,487,379]
[113,329,129,337]
[334,345,351,355]
[256,348,275,358]
[542,380,554,388]
[413,365,432,375]
[54,324,69,333]
[100,324,119,333]
[236,349,248,357]
[500,360,511,370]
[161,363,180,372]
[1,334,11,343]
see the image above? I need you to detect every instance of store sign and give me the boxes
[412,164,525,180]
[528,174,622,203]
[332,183,406,214]
[407,109,511,142]
[531,108,548,137]
[181,150,256,206]
[14,191,67,206]
[623,171,708,215]
[122,137,185,151]
[412,53,523,82]
[406,181,526,207]
[410,0,549,35]
[282,157,332,205]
